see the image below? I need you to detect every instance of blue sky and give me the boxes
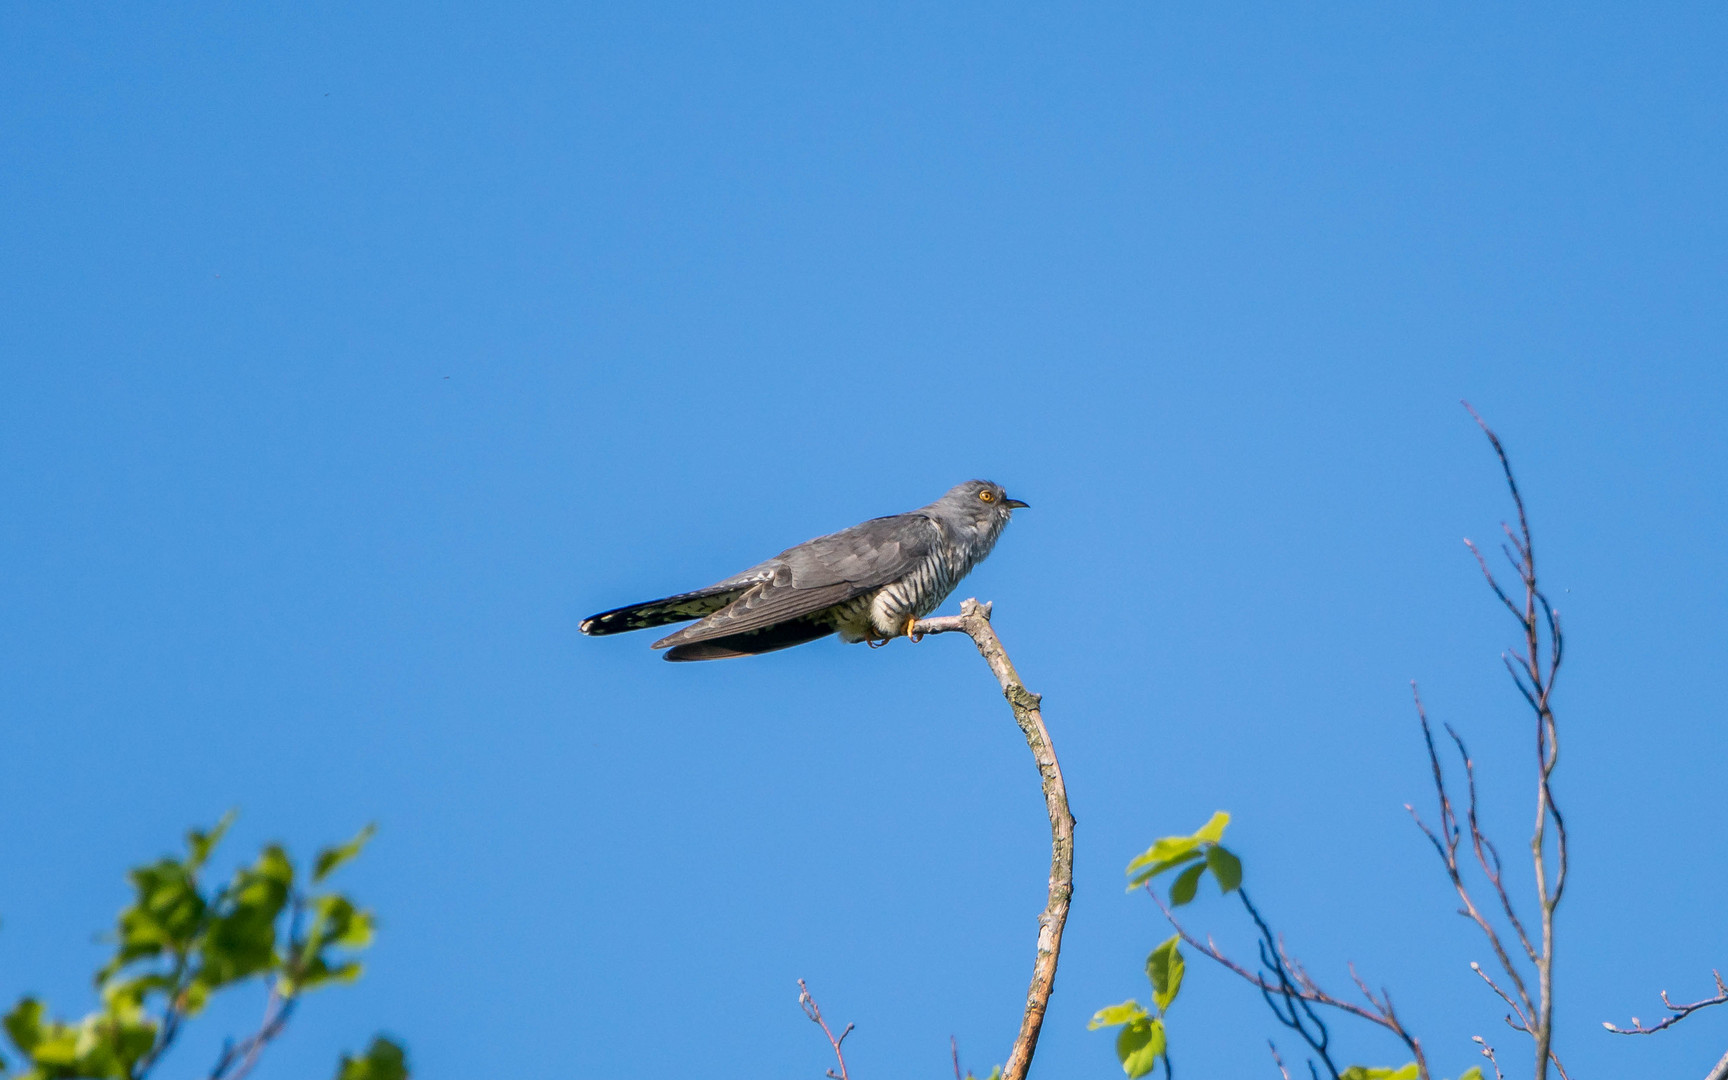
[2,3,1725,1078]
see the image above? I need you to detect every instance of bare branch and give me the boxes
[913,599,1074,1080]
[1408,685,1535,1024]
[1269,1041,1294,1080]
[204,989,296,1080]
[1442,404,1568,1080]
[1149,887,1427,1080]
[1706,1049,1728,1080]
[797,980,853,1080]
[1471,1036,1506,1080]
[1471,962,1532,1033]
[1605,971,1728,1035]
[1446,724,1538,969]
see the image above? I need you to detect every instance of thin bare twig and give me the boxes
[1605,970,1728,1034]
[1406,690,1538,1041]
[1148,887,1428,1080]
[797,980,854,1080]
[1471,1036,1506,1080]
[1410,404,1567,1080]
[1269,1041,1294,1080]
[205,990,297,1080]
[913,599,1074,1080]
[1470,962,1531,1032]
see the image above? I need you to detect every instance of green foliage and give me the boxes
[1115,1015,1165,1077]
[1339,1066,1419,1080]
[333,1036,408,1080]
[1168,863,1205,907]
[1091,932,1188,1078]
[1102,815,1255,1077]
[1088,1001,1165,1079]
[1338,1062,1483,1080]
[313,825,377,885]
[1114,815,1486,1080]
[0,996,155,1080]
[1089,1001,1149,1029]
[1203,845,1242,893]
[1125,812,1242,899]
[0,816,395,1080]
[1145,936,1184,1013]
[1191,811,1229,844]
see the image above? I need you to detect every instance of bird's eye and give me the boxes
[979,490,995,502]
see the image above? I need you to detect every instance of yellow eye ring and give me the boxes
[979,490,996,502]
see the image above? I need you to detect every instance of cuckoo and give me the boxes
[580,479,1029,661]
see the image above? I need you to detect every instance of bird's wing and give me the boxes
[650,513,940,649]
[661,616,837,662]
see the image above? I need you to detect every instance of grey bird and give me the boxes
[581,480,1029,661]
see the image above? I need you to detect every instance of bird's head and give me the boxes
[937,479,1029,527]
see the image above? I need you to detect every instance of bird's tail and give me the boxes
[579,585,749,636]
[661,618,835,661]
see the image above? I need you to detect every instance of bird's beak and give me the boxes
[1004,498,1030,509]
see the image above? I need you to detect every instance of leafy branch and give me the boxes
[1099,813,1450,1080]
[0,814,405,1080]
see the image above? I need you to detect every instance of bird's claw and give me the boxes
[904,616,923,643]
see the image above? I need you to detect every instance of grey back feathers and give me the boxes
[581,480,1028,661]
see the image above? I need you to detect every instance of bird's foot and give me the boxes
[904,616,923,643]
[866,636,890,649]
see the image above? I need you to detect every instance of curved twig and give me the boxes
[798,980,854,1080]
[1604,970,1728,1035]
[1148,888,1428,1079]
[913,599,1074,1080]
[1447,404,1568,1080]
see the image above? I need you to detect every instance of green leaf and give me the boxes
[286,892,375,994]
[99,975,175,1014]
[1169,862,1206,906]
[334,1036,409,1080]
[1339,1066,1419,1080]
[1191,811,1230,844]
[2,999,88,1073]
[103,859,208,979]
[1455,1069,1485,1080]
[306,895,375,952]
[1145,936,1184,1013]
[3,999,46,1055]
[1115,1016,1165,1078]
[292,959,365,994]
[1126,837,1202,886]
[1126,847,1204,890]
[198,844,295,990]
[71,1002,158,1078]
[1205,845,1243,893]
[186,811,237,871]
[314,825,377,884]
[1088,1000,1148,1030]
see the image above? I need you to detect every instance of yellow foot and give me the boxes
[904,616,923,643]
